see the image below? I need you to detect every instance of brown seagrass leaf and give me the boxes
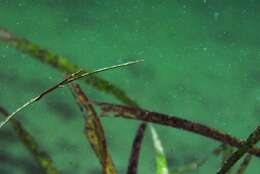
[70,83,117,174]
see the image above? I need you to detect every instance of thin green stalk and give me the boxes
[150,125,170,174]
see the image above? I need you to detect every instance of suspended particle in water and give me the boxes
[214,12,220,20]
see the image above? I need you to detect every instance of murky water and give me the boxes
[0,1,259,173]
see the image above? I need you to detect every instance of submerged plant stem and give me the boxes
[94,101,260,157]
[235,154,252,174]
[0,106,60,174]
[217,126,260,174]
[127,122,146,174]
[150,125,170,174]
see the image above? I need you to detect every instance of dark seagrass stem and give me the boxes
[127,122,147,174]
[217,126,260,174]
[95,102,260,157]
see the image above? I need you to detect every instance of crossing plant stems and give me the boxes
[0,28,259,174]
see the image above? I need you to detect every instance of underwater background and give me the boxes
[0,0,259,173]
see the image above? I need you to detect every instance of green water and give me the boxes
[0,0,259,173]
